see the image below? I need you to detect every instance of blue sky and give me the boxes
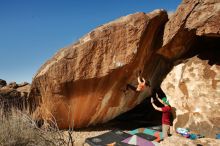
[0,0,181,83]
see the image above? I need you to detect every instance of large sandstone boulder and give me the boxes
[162,56,220,137]
[30,0,220,133]
[29,10,168,128]
[159,0,220,60]
[161,0,220,138]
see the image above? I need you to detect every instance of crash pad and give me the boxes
[85,130,133,146]
[128,126,163,142]
[121,135,155,146]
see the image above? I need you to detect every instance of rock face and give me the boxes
[29,10,168,128]
[162,56,220,137]
[160,0,220,138]
[159,0,220,60]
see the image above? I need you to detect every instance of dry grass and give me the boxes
[0,99,112,146]
[0,109,74,146]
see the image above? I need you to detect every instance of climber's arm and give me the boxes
[137,76,141,84]
[156,93,164,104]
[151,98,162,111]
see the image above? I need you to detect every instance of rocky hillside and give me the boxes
[0,79,30,113]
[29,0,220,140]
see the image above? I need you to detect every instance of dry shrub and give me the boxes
[0,109,73,146]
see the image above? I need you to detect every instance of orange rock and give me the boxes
[29,10,168,129]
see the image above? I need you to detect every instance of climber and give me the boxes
[151,94,171,139]
[137,76,146,91]
[126,76,150,92]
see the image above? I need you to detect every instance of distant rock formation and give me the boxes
[29,10,168,128]
[0,80,31,114]
[161,0,220,138]
[0,79,7,88]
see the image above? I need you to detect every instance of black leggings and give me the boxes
[126,84,137,91]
